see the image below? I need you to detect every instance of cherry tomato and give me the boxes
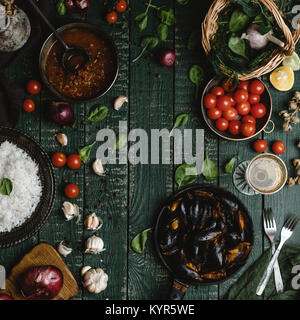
[204,93,217,109]
[234,89,248,103]
[249,80,265,95]
[64,183,79,199]
[225,93,236,107]
[242,115,256,125]
[236,101,250,115]
[240,122,256,137]
[223,107,238,121]
[248,93,261,105]
[23,99,35,112]
[253,140,267,153]
[26,80,41,95]
[272,141,285,154]
[51,152,67,167]
[251,103,267,119]
[229,120,241,135]
[217,95,231,111]
[115,0,127,12]
[238,80,249,91]
[207,107,222,120]
[106,11,118,23]
[222,78,237,92]
[211,86,224,96]
[67,154,82,170]
[215,118,229,131]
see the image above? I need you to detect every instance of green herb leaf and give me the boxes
[131,228,152,253]
[135,13,148,31]
[187,31,199,51]
[132,37,159,63]
[229,10,250,33]
[78,141,96,163]
[87,105,108,122]
[175,163,198,188]
[202,152,218,181]
[170,113,189,135]
[228,35,248,60]
[225,155,237,174]
[114,134,127,150]
[158,7,175,26]
[157,23,168,41]
[0,178,13,196]
[56,0,66,15]
[258,25,272,35]
[176,0,190,5]
[188,65,204,99]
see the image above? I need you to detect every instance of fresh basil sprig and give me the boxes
[158,7,175,26]
[56,0,66,15]
[78,141,96,163]
[87,105,108,122]
[0,178,13,196]
[135,0,152,31]
[228,35,248,60]
[131,228,152,253]
[175,163,198,188]
[132,37,159,63]
[189,65,204,99]
[157,23,168,41]
[225,155,237,174]
[202,152,218,181]
[170,113,189,136]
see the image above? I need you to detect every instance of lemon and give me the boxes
[282,52,300,71]
[270,65,294,91]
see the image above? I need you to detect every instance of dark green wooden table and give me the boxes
[1,0,300,300]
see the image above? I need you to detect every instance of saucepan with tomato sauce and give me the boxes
[39,23,119,103]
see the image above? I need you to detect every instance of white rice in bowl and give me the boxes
[0,141,42,232]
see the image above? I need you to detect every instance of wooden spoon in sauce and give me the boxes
[28,0,90,74]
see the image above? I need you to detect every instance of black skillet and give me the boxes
[154,184,254,300]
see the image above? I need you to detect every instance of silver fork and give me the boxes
[256,215,300,296]
[263,208,284,293]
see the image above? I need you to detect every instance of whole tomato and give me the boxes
[222,78,237,92]
[67,154,82,169]
[242,115,256,125]
[229,120,241,135]
[234,89,248,103]
[64,183,79,199]
[248,93,261,105]
[52,152,67,167]
[272,141,285,154]
[240,122,256,137]
[215,118,229,131]
[26,80,41,95]
[249,80,265,95]
[23,99,35,112]
[116,0,127,12]
[225,93,236,107]
[236,101,250,116]
[211,86,224,96]
[253,139,267,153]
[238,80,249,91]
[204,93,217,109]
[106,11,118,23]
[217,95,231,111]
[207,107,222,120]
[251,103,267,119]
[223,107,238,121]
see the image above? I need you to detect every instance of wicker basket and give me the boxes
[201,0,300,80]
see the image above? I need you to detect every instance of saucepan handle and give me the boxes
[169,280,188,300]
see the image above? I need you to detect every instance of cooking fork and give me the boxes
[263,208,284,293]
[256,215,300,296]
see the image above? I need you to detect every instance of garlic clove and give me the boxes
[81,266,92,277]
[85,235,105,254]
[62,202,80,221]
[92,159,105,176]
[82,267,108,294]
[114,96,128,111]
[56,133,68,146]
[85,213,103,231]
[57,241,72,257]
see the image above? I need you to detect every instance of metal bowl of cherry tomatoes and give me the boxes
[201,77,272,141]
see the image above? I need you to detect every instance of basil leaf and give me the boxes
[133,37,159,63]
[176,0,189,5]
[0,178,13,196]
[131,228,152,253]
[189,65,204,99]
[170,113,189,135]
[225,155,237,174]
[135,13,148,31]
[87,105,108,122]
[228,35,248,60]
[114,134,127,150]
[158,7,175,26]
[229,10,250,33]
[202,152,218,181]
[78,141,96,163]
[175,163,197,188]
[56,0,66,15]
[157,23,168,41]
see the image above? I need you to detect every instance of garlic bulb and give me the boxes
[57,241,72,257]
[85,213,103,231]
[92,159,104,176]
[82,267,108,294]
[85,235,105,254]
[56,133,68,146]
[62,202,80,222]
[114,96,128,111]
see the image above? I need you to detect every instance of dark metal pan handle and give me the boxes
[169,280,188,300]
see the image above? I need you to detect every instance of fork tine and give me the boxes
[290,217,300,230]
[284,217,293,229]
[269,209,275,228]
[266,208,272,228]
[262,209,267,229]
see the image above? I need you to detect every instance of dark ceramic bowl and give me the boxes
[201,77,272,141]
[0,127,55,247]
[39,22,119,103]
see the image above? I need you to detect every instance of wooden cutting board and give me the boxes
[0,243,78,300]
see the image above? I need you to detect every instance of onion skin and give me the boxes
[159,50,176,68]
[0,295,13,300]
[20,266,63,300]
[47,102,75,127]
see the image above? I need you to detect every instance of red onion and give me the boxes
[159,50,176,68]
[47,101,75,126]
[20,266,63,300]
[0,295,13,300]
[66,0,90,14]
